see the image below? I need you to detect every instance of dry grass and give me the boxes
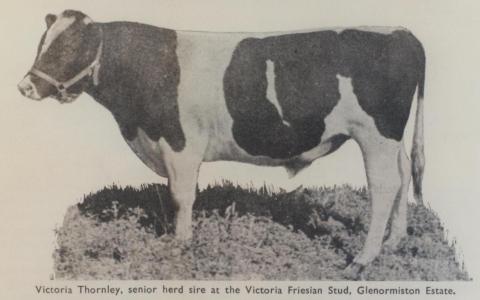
[53,182,469,280]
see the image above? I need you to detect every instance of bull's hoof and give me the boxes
[383,237,403,253]
[343,262,365,280]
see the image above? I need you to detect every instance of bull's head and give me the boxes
[18,10,102,103]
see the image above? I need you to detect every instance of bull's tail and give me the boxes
[411,49,426,206]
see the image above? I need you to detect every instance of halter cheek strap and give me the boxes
[29,30,103,98]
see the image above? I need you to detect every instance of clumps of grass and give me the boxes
[53,181,469,280]
[55,204,191,280]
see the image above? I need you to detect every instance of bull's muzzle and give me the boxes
[18,75,42,100]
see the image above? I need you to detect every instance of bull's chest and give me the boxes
[125,128,169,178]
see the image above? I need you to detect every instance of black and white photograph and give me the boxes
[1,0,479,299]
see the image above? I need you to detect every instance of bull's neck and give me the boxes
[84,24,140,116]
[85,21,180,112]
[83,22,185,150]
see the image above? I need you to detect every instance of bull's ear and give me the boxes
[45,14,57,28]
[82,16,93,25]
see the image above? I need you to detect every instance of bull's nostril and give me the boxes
[18,81,34,97]
[18,84,27,96]
[18,77,42,100]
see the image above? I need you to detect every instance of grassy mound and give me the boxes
[54,182,469,280]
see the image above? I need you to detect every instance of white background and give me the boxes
[0,0,479,299]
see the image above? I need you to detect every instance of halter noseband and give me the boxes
[29,28,103,98]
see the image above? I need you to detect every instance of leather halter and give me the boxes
[29,28,103,98]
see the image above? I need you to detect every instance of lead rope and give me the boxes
[91,31,103,86]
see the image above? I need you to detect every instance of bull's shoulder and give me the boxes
[93,21,185,151]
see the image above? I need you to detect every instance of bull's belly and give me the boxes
[203,124,347,165]
[124,115,349,179]
[201,76,359,171]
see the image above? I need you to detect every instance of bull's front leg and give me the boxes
[125,133,202,239]
[164,150,202,240]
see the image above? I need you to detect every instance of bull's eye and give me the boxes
[62,44,76,55]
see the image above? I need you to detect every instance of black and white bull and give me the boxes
[18,10,426,275]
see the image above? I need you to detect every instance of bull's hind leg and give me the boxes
[350,130,402,268]
[384,142,411,250]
